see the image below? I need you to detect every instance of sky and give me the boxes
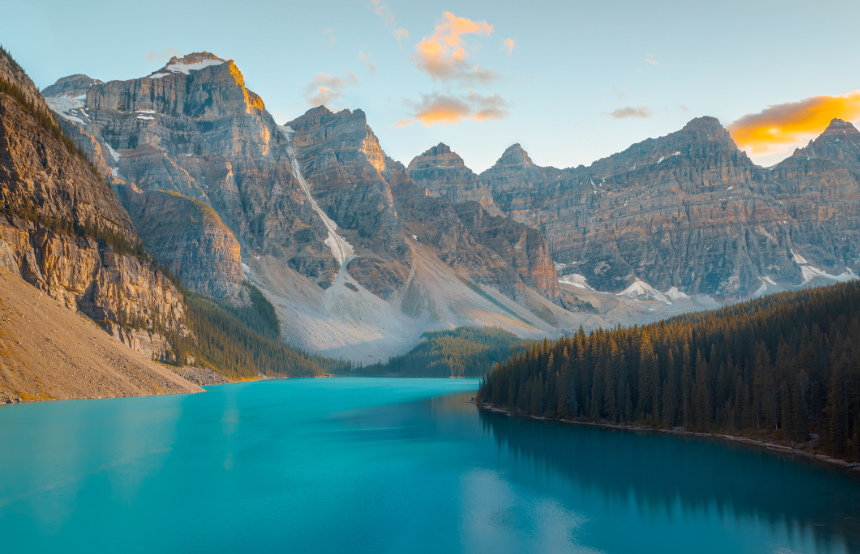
[3,0,860,172]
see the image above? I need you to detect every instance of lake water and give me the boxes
[1,377,859,553]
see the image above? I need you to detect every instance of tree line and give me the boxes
[478,281,860,462]
[355,326,530,377]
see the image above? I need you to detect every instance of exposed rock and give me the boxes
[118,188,247,303]
[408,143,501,215]
[477,116,860,299]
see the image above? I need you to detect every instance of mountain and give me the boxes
[0,47,186,359]
[43,53,596,363]
[449,117,859,300]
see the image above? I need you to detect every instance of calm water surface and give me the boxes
[1,377,859,553]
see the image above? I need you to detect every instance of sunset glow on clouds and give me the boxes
[412,12,497,83]
[729,91,860,155]
[397,91,510,127]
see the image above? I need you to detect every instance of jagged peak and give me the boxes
[495,143,534,168]
[407,143,468,171]
[821,118,860,136]
[149,52,226,78]
[682,115,724,131]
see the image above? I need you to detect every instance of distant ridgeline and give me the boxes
[355,326,532,377]
[478,282,860,462]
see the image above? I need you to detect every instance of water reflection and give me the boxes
[478,409,860,552]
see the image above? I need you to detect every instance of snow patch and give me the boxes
[657,156,665,164]
[104,142,121,163]
[791,250,808,264]
[665,286,690,300]
[752,283,767,298]
[165,58,224,75]
[284,141,353,265]
[44,95,87,125]
[148,72,170,79]
[617,279,671,304]
[276,124,295,139]
[672,151,681,156]
[558,273,592,291]
[136,115,155,121]
[763,276,777,286]
[241,263,250,275]
[136,109,156,114]
[800,265,858,285]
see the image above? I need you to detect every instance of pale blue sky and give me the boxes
[3,0,860,171]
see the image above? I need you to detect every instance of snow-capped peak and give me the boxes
[149,52,225,78]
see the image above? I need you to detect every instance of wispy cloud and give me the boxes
[323,28,335,49]
[303,72,360,107]
[412,12,497,83]
[606,106,653,119]
[502,38,516,56]
[367,0,395,26]
[728,91,860,154]
[397,90,510,127]
[394,28,409,42]
[147,48,183,62]
[644,54,659,66]
[359,51,377,75]
[366,0,409,42]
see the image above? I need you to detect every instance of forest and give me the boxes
[478,281,860,461]
[354,326,531,377]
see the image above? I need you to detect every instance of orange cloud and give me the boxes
[394,28,409,42]
[728,91,860,154]
[398,91,509,127]
[502,38,515,56]
[413,12,497,82]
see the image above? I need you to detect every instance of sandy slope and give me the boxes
[0,268,203,403]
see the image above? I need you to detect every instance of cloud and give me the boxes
[359,51,377,75]
[323,28,335,49]
[394,28,409,42]
[605,107,653,119]
[412,11,498,83]
[502,38,515,56]
[644,54,659,66]
[679,104,689,112]
[147,48,183,62]
[303,72,359,107]
[728,91,860,154]
[367,0,395,26]
[398,90,510,127]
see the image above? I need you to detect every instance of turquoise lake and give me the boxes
[1,377,859,553]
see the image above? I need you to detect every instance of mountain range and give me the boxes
[4,49,859,378]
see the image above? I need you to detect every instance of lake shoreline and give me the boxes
[474,401,860,475]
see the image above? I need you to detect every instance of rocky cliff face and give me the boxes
[0,50,185,347]
[407,143,501,215]
[118,188,247,302]
[470,117,860,300]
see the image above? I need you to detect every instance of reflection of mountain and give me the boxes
[478,410,860,548]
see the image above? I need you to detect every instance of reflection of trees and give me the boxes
[479,409,860,550]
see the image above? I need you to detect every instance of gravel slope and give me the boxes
[0,268,203,403]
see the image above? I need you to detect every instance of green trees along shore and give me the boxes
[478,281,860,462]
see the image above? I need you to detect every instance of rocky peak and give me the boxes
[494,143,534,168]
[41,74,102,98]
[153,52,226,76]
[408,143,469,171]
[793,118,860,166]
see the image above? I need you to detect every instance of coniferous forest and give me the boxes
[354,326,530,377]
[477,282,860,462]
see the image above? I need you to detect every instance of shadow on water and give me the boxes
[478,409,860,552]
